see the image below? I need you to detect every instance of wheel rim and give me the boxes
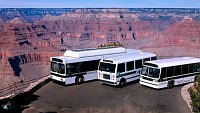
[78,77,84,84]
[120,80,125,87]
[78,78,81,83]
[121,81,124,86]
[170,83,172,88]
[168,82,173,88]
[76,77,82,84]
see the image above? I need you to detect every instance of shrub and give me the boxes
[194,76,200,91]
[190,76,200,113]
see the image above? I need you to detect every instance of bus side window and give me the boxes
[174,66,181,76]
[143,58,150,63]
[80,60,99,72]
[182,65,188,74]
[117,63,125,73]
[135,59,142,69]
[88,60,100,71]
[189,64,196,73]
[166,67,174,77]
[151,57,157,61]
[67,63,80,74]
[127,61,134,71]
[161,68,167,78]
[197,63,200,72]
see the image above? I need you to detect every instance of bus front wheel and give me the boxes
[167,81,174,89]
[75,76,84,85]
[119,78,126,88]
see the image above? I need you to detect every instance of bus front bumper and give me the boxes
[99,79,119,86]
[139,79,161,89]
[50,75,66,83]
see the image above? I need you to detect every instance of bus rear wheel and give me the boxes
[167,81,174,89]
[75,76,84,85]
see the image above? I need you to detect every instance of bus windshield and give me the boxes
[145,67,160,78]
[51,62,65,74]
[99,62,116,73]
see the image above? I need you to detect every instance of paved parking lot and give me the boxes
[22,80,191,113]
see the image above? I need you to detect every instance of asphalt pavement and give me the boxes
[21,80,191,113]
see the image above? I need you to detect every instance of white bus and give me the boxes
[98,52,157,87]
[50,47,141,85]
[140,57,200,89]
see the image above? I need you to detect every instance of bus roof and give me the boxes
[51,48,141,64]
[145,57,200,68]
[101,52,156,64]
[63,47,137,58]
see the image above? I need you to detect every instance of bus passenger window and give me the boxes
[197,63,200,72]
[189,64,196,73]
[67,63,80,74]
[135,60,142,69]
[151,57,157,60]
[144,58,150,62]
[175,66,181,75]
[166,67,174,77]
[161,68,166,78]
[127,61,134,71]
[182,65,188,74]
[117,63,125,73]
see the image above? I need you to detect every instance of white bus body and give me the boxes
[50,47,141,85]
[140,57,200,89]
[98,52,157,87]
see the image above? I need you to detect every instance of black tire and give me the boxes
[119,78,126,88]
[75,76,84,85]
[167,81,174,89]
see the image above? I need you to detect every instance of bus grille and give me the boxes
[142,77,153,81]
[103,74,110,80]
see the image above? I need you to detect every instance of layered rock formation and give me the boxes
[0,16,61,94]
[147,17,200,57]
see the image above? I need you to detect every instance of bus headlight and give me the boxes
[98,73,103,78]
[112,75,115,80]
